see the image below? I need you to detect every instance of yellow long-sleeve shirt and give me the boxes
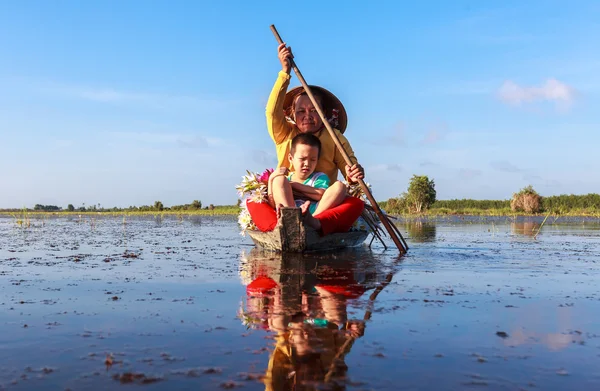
[264,328,355,391]
[265,71,358,184]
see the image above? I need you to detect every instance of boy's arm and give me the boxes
[290,173,330,201]
[265,71,293,145]
[290,182,326,201]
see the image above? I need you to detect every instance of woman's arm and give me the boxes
[265,44,294,145]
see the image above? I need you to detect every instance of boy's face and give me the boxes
[288,143,319,181]
[288,323,318,356]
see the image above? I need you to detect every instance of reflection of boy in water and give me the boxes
[240,250,379,390]
[265,318,357,391]
[264,289,367,391]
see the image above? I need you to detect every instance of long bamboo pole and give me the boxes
[324,269,397,382]
[270,24,408,254]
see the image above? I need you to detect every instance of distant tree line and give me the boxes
[382,178,600,215]
[429,191,600,214]
[541,193,600,212]
[430,199,511,210]
[34,204,62,211]
[0,200,236,213]
[5,184,599,216]
[124,200,207,212]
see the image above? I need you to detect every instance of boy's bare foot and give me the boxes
[276,203,285,219]
[299,200,311,216]
[302,210,322,231]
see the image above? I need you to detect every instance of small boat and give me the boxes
[246,207,369,252]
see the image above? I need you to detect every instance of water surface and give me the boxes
[1,215,599,390]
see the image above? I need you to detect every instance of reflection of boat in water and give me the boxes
[238,248,399,390]
[246,207,369,253]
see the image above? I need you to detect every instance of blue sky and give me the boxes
[1,0,598,208]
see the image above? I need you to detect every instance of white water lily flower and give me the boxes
[249,189,266,204]
[237,206,257,236]
[235,168,272,234]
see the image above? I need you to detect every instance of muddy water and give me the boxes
[1,215,599,390]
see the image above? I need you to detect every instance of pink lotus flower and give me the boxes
[258,168,274,184]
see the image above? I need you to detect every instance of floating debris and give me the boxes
[112,372,163,384]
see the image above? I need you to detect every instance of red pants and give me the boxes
[246,196,364,236]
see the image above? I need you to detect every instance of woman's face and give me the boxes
[294,95,323,134]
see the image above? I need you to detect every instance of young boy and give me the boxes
[268,133,347,230]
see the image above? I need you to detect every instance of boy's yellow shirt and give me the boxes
[265,71,358,184]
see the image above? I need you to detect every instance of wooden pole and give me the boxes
[324,268,397,382]
[270,24,408,254]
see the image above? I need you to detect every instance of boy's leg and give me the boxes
[270,176,295,209]
[313,181,347,215]
[300,201,322,231]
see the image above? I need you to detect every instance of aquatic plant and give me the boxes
[12,207,31,228]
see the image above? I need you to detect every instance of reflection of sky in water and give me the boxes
[1,216,600,390]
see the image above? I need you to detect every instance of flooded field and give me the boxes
[1,215,600,390]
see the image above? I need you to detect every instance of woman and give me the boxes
[248,43,365,236]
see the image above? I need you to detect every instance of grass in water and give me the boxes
[534,212,551,240]
[12,207,31,228]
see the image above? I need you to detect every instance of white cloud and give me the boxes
[370,163,403,173]
[423,130,442,144]
[490,160,522,173]
[249,150,277,167]
[42,83,236,111]
[177,136,209,149]
[523,174,543,182]
[419,119,448,145]
[498,79,576,111]
[523,174,562,189]
[458,168,482,179]
[420,160,438,167]
[78,89,152,103]
[109,131,222,149]
[373,123,405,146]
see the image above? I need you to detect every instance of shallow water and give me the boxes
[1,215,599,390]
